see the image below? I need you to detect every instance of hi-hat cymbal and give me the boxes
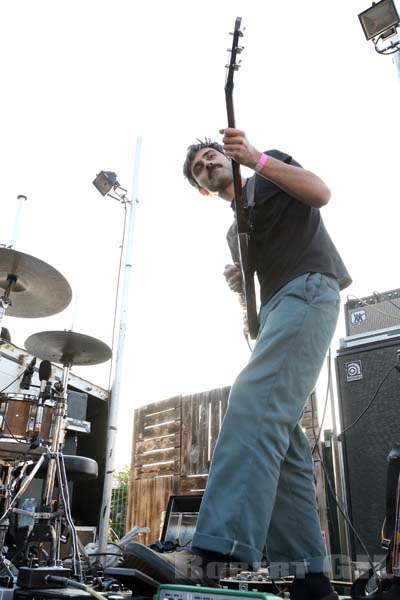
[25,330,112,366]
[0,248,72,318]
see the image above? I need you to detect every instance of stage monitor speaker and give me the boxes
[335,338,400,562]
[344,288,400,336]
[161,495,202,547]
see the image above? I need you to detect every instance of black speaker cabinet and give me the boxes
[335,338,400,561]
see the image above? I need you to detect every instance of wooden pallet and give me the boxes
[126,387,331,558]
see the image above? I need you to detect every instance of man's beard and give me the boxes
[206,165,232,194]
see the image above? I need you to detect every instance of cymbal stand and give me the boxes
[0,463,13,553]
[35,358,82,578]
[41,360,71,510]
[0,276,16,337]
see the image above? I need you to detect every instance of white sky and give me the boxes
[1,1,399,469]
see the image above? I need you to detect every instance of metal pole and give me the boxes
[98,136,142,557]
[392,35,400,81]
[10,195,27,248]
[329,357,353,581]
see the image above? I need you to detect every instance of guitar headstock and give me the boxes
[225,17,245,94]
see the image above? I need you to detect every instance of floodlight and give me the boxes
[358,0,400,41]
[92,171,119,196]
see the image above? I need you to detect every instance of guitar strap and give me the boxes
[226,175,256,265]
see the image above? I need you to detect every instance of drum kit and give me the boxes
[0,246,112,582]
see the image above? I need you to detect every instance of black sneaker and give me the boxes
[122,543,222,588]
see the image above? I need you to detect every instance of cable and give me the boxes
[2,416,31,446]
[0,453,46,525]
[106,201,128,398]
[85,552,122,558]
[337,365,397,440]
[243,329,253,352]
[57,452,82,579]
[310,397,380,580]
[311,349,331,455]
[0,371,24,393]
[372,291,400,315]
[45,576,107,600]
[374,35,400,55]
[346,293,400,321]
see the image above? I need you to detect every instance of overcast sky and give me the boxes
[1,1,399,467]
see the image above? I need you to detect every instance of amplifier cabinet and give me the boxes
[345,288,400,336]
[335,338,400,561]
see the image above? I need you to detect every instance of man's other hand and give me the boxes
[223,263,243,293]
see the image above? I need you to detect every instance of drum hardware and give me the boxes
[7,331,112,580]
[0,393,56,458]
[0,242,113,592]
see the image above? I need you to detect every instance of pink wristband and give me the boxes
[254,153,269,172]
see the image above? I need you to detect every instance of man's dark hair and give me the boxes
[183,138,224,189]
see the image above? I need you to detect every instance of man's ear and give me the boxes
[197,187,210,197]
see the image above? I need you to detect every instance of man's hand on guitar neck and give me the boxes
[220,127,331,208]
[220,128,259,169]
[223,263,243,294]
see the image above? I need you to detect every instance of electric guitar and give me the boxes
[225,17,259,340]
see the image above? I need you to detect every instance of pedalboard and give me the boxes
[155,584,281,600]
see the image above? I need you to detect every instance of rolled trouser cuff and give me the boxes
[192,532,263,567]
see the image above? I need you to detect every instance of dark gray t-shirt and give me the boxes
[227,149,352,306]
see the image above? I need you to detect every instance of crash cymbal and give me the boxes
[24,330,112,366]
[0,248,72,318]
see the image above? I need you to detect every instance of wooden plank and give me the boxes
[134,461,180,478]
[179,476,208,494]
[142,405,181,429]
[135,396,181,437]
[137,420,181,441]
[126,475,180,545]
[209,387,230,459]
[302,413,319,431]
[136,448,180,467]
[139,396,181,416]
[135,433,180,454]
[209,395,220,462]
[181,393,209,476]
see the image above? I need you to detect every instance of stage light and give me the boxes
[92,171,119,196]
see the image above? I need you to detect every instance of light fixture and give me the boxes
[92,171,119,196]
[358,0,400,54]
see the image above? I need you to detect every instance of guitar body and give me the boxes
[237,232,258,339]
[225,17,259,339]
[350,447,400,598]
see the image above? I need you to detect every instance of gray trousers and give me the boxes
[192,273,340,575]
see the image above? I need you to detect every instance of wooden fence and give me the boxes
[126,387,331,555]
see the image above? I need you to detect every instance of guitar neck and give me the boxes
[225,92,248,234]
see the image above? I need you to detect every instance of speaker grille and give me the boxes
[336,340,400,561]
[345,290,400,336]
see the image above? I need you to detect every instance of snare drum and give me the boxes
[0,393,55,457]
